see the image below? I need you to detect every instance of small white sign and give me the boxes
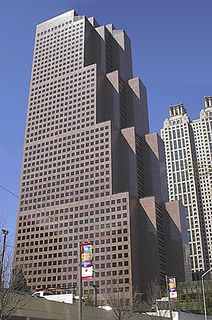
[82,265,93,279]
[170,292,177,299]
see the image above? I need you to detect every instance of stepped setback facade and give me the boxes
[14,10,189,297]
[161,98,212,279]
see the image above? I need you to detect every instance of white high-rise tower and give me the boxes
[161,97,212,279]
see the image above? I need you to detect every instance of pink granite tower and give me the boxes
[14,10,190,297]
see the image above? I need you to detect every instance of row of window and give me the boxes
[37,20,83,38]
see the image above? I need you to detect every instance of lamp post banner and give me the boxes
[81,243,93,280]
[168,276,177,300]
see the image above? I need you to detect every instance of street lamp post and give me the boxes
[201,267,212,320]
[165,275,173,320]
[78,239,82,320]
[0,228,9,289]
[93,283,99,307]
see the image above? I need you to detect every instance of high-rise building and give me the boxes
[14,10,189,297]
[161,97,212,279]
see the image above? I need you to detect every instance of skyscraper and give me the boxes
[14,10,189,297]
[161,97,212,279]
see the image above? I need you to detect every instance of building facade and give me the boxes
[161,97,212,279]
[14,10,189,297]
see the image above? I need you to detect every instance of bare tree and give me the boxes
[0,267,29,320]
[85,290,94,306]
[140,280,163,312]
[139,280,171,318]
[0,222,29,320]
[105,285,141,320]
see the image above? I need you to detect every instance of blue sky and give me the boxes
[0,0,212,242]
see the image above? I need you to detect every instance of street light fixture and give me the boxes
[202,267,212,320]
[0,228,9,289]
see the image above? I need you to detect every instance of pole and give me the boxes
[202,274,207,320]
[0,229,9,289]
[201,268,212,320]
[93,284,98,307]
[165,275,173,320]
[95,285,97,307]
[78,239,82,320]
